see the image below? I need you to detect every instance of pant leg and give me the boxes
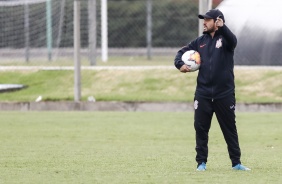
[213,93,241,166]
[194,96,213,164]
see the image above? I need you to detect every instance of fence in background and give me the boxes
[0,0,212,64]
[0,0,281,66]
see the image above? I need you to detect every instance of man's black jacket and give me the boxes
[174,25,237,100]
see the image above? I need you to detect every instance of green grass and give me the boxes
[0,112,281,183]
[0,56,175,66]
[0,67,282,103]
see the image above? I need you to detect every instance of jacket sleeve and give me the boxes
[174,40,198,70]
[218,24,237,51]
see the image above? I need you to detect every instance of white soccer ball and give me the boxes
[181,50,201,72]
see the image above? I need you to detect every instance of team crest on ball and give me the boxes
[216,38,222,48]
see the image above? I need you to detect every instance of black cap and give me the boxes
[198,9,225,22]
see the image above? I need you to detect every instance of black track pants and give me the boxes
[194,94,241,166]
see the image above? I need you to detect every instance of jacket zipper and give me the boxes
[210,58,214,101]
[208,36,214,100]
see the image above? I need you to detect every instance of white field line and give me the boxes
[0,65,282,71]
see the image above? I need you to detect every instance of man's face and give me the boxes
[203,18,216,34]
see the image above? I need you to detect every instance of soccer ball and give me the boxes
[181,50,201,72]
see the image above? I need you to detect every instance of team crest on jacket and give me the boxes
[215,38,222,48]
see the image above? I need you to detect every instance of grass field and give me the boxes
[0,111,281,184]
[0,66,282,103]
[1,55,282,103]
[0,56,175,66]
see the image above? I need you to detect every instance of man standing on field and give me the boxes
[174,9,251,171]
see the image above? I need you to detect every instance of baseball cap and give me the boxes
[198,9,225,22]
